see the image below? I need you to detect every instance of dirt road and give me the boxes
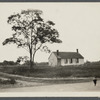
[0,80,100,92]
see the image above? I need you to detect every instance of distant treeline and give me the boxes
[0,60,100,66]
[0,60,18,65]
[84,60,100,66]
[0,60,48,66]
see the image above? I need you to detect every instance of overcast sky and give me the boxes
[0,3,100,62]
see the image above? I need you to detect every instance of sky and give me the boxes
[0,3,100,62]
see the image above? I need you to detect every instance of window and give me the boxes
[65,59,68,63]
[70,59,73,63]
[76,58,79,63]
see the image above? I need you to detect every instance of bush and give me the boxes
[0,78,16,85]
[1,60,18,65]
[9,78,16,84]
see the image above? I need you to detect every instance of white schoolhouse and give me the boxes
[48,49,84,67]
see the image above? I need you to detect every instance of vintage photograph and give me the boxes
[0,2,100,96]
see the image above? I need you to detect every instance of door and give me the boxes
[57,58,61,66]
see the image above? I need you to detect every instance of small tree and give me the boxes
[16,56,29,64]
[3,9,62,69]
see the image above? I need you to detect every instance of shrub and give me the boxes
[0,78,16,85]
[9,78,16,84]
[3,60,17,65]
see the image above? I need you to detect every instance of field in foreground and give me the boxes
[0,61,100,78]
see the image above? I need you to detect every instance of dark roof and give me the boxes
[53,52,84,59]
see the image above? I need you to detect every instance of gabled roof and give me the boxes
[53,52,84,59]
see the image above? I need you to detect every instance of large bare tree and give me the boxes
[3,9,62,69]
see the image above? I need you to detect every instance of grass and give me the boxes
[0,61,100,78]
[0,62,100,89]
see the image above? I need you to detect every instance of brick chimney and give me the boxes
[76,49,79,53]
[57,50,59,56]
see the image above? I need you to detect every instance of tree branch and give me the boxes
[36,43,42,51]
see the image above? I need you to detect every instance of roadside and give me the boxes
[0,80,100,92]
[0,72,98,90]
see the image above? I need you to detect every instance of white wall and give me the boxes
[61,58,84,66]
[79,59,84,64]
[48,53,58,67]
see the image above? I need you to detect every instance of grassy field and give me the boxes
[0,61,100,78]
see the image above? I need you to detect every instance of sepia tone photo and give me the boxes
[0,2,100,96]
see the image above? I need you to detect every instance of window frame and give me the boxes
[76,58,79,63]
[65,59,68,64]
[70,58,73,63]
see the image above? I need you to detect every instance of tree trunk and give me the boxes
[30,49,33,69]
[32,51,36,67]
[32,44,42,67]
